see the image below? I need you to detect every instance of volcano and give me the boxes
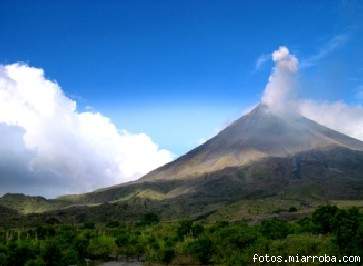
[2,104,363,220]
[142,104,363,181]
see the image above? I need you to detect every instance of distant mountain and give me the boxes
[2,104,363,221]
[0,193,68,214]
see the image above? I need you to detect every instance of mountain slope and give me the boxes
[2,104,363,220]
[25,146,363,222]
[143,104,363,181]
[0,193,69,214]
[57,104,363,208]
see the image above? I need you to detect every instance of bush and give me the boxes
[186,237,212,264]
[106,220,120,228]
[268,233,332,257]
[296,217,315,233]
[191,223,204,237]
[25,258,46,266]
[161,247,175,264]
[177,220,193,240]
[87,236,117,259]
[0,252,7,266]
[63,248,79,265]
[353,222,363,257]
[82,222,95,230]
[115,231,129,248]
[0,244,7,265]
[41,240,64,266]
[35,225,55,240]
[7,241,38,266]
[260,219,289,240]
[1,205,362,265]
[74,235,89,260]
[216,224,257,250]
[312,205,338,234]
[333,208,360,253]
[140,212,160,226]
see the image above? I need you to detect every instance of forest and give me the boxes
[0,206,362,265]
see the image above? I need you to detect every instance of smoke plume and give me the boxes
[261,46,299,114]
[262,46,363,141]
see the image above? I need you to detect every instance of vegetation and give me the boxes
[0,206,362,265]
[0,194,69,214]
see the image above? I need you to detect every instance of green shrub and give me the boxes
[82,222,95,230]
[0,252,7,266]
[312,205,338,234]
[177,220,193,240]
[259,219,289,240]
[87,236,116,259]
[185,236,212,264]
[25,257,46,266]
[161,247,175,264]
[296,217,315,233]
[115,231,129,248]
[140,212,160,226]
[191,223,204,237]
[333,208,360,253]
[41,240,64,266]
[106,220,120,228]
[7,241,38,266]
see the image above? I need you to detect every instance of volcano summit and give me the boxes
[143,104,363,181]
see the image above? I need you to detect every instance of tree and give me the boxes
[191,223,204,237]
[0,244,7,266]
[140,212,160,226]
[63,248,79,265]
[353,222,363,257]
[87,236,117,260]
[0,253,7,266]
[82,222,95,230]
[25,258,46,266]
[106,220,120,228]
[296,217,315,233]
[311,206,338,234]
[260,219,289,240]
[333,208,360,253]
[74,235,89,260]
[177,220,193,240]
[186,237,212,264]
[161,247,175,265]
[41,241,64,266]
[35,225,55,240]
[7,241,38,266]
[115,230,129,246]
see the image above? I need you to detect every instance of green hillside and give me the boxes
[0,193,70,214]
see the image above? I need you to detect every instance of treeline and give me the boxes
[0,206,362,265]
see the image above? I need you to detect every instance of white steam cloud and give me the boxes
[298,101,363,141]
[262,46,363,141]
[0,64,173,197]
[261,46,299,113]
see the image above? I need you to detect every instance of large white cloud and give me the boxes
[261,46,363,141]
[0,63,173,197]
[298,100,363,141]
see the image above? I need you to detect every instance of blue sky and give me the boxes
[1,0,363,156]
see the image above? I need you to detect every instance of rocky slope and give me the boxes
[142,104,363,181]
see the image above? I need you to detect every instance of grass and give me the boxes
[330,200,363,209]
